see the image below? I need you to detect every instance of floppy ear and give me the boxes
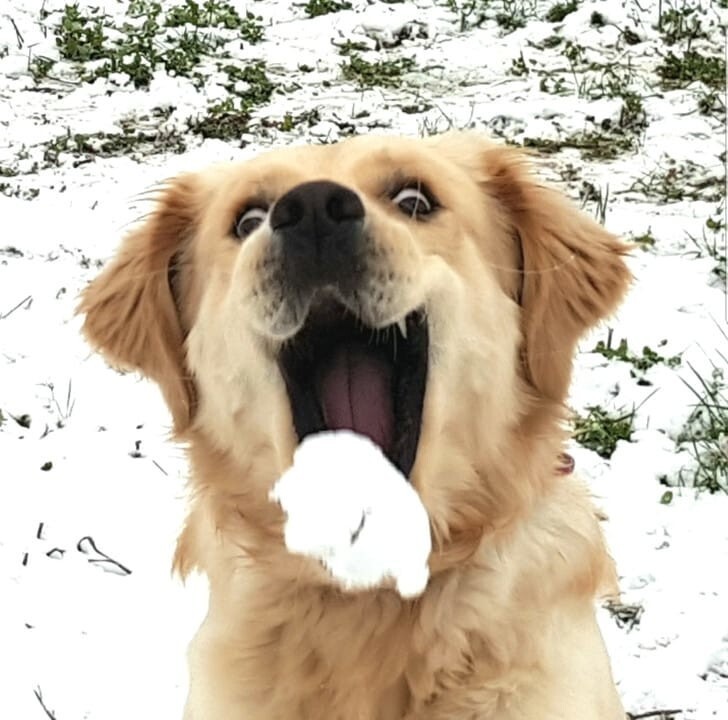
[78,177,198,433]
[480,144,632,403]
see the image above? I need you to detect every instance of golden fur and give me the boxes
[80,132,630,719]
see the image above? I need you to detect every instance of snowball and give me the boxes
[269,431,431,597]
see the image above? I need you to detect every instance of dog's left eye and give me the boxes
[234,207,268,239]
[392,187,434,218]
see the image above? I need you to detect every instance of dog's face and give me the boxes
[80,133,629,560]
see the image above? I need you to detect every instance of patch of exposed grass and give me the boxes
[55,4,107,62]
[341,53,416,88]
[678,361,728,493]
[629,228,657,250]
[538,42,647,134]
[163,0,264,41]
[545,0,578,23]
[593,334,682,382]
[50,1,265,90]
[658,5,708,45]
[573,405,635,459]
[0,184,40,201]
[618,91,647,132]
[446,0,539,32]
[303,0,352,17]
[509,52,529,76]
[167,0,239,28]
[496,0,538,31]
[444,0,490,32]
[29,55,56,81]
[697,89,726,117]
[630,160,725,203]
[221,61,276,107]
[523,131,635,160]
[188,98,251,140]
[686,204,726,286]
[657,50,725,90]
[40,127,187,166]
[262,108,322,131]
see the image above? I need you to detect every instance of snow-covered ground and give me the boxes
[0,0,726,717]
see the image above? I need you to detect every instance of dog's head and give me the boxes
[80,133,630,569]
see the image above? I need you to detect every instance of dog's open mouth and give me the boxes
[279,298,428,478]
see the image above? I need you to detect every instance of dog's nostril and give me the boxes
[327,190,364,223]
[271,197,305,231]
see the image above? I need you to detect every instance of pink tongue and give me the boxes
[319,347,394,453]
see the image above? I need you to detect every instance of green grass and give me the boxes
[658,5,708,45]
[686,205,727,286]
[188,98,251,140]
[592,334,681,380]
[545,0,578,23]
[304,0,352,17]
[509,52,529,76]
[341,53,416,88]
[678,361,728,493]
[29,56,56,81]
[223,61,276,105]
[523,131,635,160]
[444,0,489,32]
[0,184,40,200]
[166,0,248,30]
[629,228,657,250]
[573,405,635,458]
[262,108,322,132]
[50,1,265,89]
[656,50,725,90]
[697,89,725,117]
[535,39,648,135]
[55,4,107,62]
[40,127,187,165]
[629,160,725,203]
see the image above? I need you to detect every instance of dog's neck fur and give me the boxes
[177,423,613,719]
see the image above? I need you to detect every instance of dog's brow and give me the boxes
[378,169,427,198]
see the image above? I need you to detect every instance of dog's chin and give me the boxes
[277,294,429,478]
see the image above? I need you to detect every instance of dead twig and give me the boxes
[5,14,24,48]
[33,687,56,719]
[1,294,32,320]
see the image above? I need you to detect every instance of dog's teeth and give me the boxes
[397,318,407,339]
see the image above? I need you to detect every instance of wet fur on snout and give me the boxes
[80,132,631,720]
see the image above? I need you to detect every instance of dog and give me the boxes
[80,132,630,719]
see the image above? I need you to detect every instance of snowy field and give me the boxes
[0,0,726,717]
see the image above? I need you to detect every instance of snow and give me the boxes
[0,0,726,718]
[270,431,431,598]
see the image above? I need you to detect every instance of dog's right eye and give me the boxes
[234,207,268,239]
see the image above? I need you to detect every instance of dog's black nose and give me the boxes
[271,180,365,292]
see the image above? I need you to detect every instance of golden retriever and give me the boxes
[80,132,630,719]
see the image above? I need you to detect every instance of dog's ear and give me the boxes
[78,176,198,433]
[479,143,631,403]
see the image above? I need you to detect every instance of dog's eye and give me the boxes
[234,207,268,239]
[392,187,434,218]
